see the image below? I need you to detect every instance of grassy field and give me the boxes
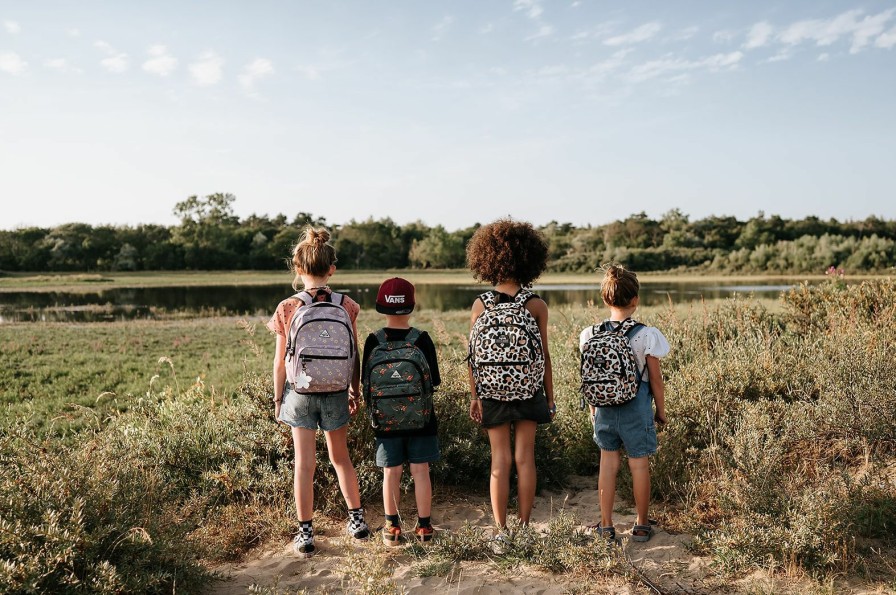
[2,279,895,593]
[0,268,854,293]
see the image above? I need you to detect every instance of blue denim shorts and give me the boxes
[279,384,350,431]
[375,434,441,468]
[592,381,657,458]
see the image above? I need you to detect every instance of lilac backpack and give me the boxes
[285,290,355,394]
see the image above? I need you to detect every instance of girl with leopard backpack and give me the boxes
[267,227,370,558]
[579,264,669,543]
[466,219,556,553]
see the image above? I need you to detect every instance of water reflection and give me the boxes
[0,281,800,323]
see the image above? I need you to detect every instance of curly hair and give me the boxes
[466,218,549,286]
[291,226,337,288]
[600,263,639,307]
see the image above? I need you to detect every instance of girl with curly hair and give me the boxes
[466,218,555,552]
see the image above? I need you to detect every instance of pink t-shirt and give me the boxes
[267,289,361,338]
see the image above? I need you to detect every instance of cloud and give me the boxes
[744,21,774,49]
[43,57,81,74]
[296,65,320,80]
[238,57,274,90]
[480,23,494,34]
[0,51,27,75]
[817,52,830,61]
[525,24,554,41]
[628,50,742,83]
[604,22,662,46]
[142,44,177,76]
[877,26,896,49]
[713,29,736,43]
[189,51,223,86]
[765,49,791,63]
[778,8,895,54]
[4,20,21,34]
[514,0,543,20]
[431,15,454,41]
[673,26,699,41]
[94,40,128,73]
[68,28,80,37]
[571,1,582,7]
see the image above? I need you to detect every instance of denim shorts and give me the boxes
[279,384,350,432]
[375,434,441,468]
[592,381,657,458]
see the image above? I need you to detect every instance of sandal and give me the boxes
[586,524,616,541]
[631,523,654,542]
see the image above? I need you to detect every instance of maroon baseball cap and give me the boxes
[376,277,415,315]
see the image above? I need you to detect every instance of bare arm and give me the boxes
[646,355,666,425]
[273,333,287,423]
[468,299,485,423]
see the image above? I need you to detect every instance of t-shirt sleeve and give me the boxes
[266,298,298,337]
[417,331,441,387]
[642,327,671,359]
[578,326,594,352]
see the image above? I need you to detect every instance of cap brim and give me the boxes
[375,303,414,315]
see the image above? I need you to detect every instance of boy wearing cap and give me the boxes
[362,277,441,545]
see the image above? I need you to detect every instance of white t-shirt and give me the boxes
[578,320,670,383]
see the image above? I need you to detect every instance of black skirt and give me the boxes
[480,387,552,428]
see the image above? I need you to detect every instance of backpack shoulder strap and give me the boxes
[514,288,539,306]
[623,321,646,340]
[330,291,344,306]
[374,328,388,345]
[404,327,422,345]
[293,291,313,306]
[479,291,497,310]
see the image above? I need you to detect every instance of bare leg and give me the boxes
[409,462,432,519]
[292,427,318,521]
[324,425,361,509]
[598,449,620,528]
[486,423,513,529]
[628,456,651,527]
[383,465,403,517]
[512,420,538,525]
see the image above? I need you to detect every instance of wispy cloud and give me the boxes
[604,22,662,46]
[525,24,554,41]
[628,50,742,83]
[765,49,791,63]
[238,58,274,91]
[3,20,21,34]
[673,26,699,41]
[877,26,896,49]
[431,15,454,41]
[0,51,27,75]
[189,51,223,86]
[142,45,177,77]
[778,8,895,54]
[480,23,494,34]
[744,21,774,49]
[94,40,128,73]
[67,28,80,38]
[43,57,81,74]
[713,30,737,44]
[817,52,830,62]
[514,0,543,20]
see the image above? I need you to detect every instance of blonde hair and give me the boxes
[600,263,639,307]
[292,227,337,289]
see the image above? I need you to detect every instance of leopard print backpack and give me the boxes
[468,289,545,401]
[580,318,645,408]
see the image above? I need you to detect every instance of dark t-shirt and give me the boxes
[362,327,441,438]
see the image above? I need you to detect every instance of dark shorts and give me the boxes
[375,434,441,467]
[480,387,552,428]
[592,381,657,458]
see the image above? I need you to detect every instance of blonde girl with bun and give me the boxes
[267,227,369,558]
[579,264,669,543]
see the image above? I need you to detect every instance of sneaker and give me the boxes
[489,531,513,555]
[347,510,371,540]
[414,525,434,543]
[382,523,403,546]
[292,532,316,558]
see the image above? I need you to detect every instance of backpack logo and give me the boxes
[495,333,510,348]
[384,295,405,304]
[390,370,403,380]
[319,330,330,338]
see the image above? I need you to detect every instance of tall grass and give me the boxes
[1,279,895,592]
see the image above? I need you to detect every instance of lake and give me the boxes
[0,281,801,323]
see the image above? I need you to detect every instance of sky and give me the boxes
[1,0,895,231]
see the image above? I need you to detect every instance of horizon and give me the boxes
[2,1,895,229]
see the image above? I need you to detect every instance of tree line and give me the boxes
[1,193,894,274]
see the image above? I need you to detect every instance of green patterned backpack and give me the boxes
[363,328,434,433]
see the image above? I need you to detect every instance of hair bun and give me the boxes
[302,227,331,246]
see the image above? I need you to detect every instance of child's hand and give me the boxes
[348,388,361,415]
[547,399,556,419]
[274,400,283,424]
[654,411,667,426]
[469,399,482,424]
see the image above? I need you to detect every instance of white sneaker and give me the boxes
[293,532,315,558]
[490,531,513,555]
[347,510,371,540]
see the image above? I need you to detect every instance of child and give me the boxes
[580,264,669,542]
[268,227,370,558]
[466,219,555,551]
[361,277,441,546]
